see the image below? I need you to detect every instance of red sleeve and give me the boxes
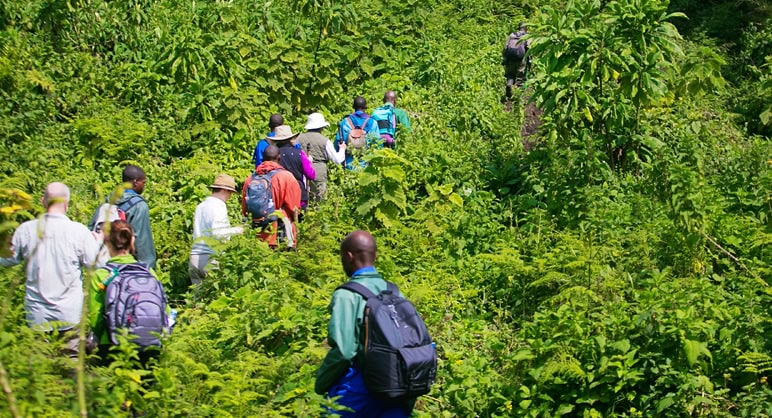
[272,171,301,217]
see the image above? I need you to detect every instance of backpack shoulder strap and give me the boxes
[385,281,399,296]
[117,194,144,213]
[100,262,121,290]
[345,115,355,130]
[337,281,377,300]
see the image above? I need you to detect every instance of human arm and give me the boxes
[300,151,316,181]
[325,140,346,164]
[0,225,26,267]
[126,201,157,269]
[274,172,302,223]
[210,204,244,239]
[395,108,411,133]
[334,118,350,152]
[315,290,360,394]
[87,268,110,344]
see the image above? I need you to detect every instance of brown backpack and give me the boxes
[345,116,369,149]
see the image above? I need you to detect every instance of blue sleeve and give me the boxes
[366,118,379,136]
[254,140,269,166]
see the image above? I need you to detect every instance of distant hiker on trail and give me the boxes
[189,174,244,285]
[252,113,284,166]
[316,230,437,417]
[502,22,530,98]
[269,125,316,211]
[117,165,157,268]
[297,112,346,202]
[1,182,99,358]
[335,96,379,170]
[88,220,169,365]
[242,145,302,249]
[371,90,412,148]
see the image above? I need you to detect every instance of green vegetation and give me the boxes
[0,0,770,416]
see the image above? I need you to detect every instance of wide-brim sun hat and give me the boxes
[305,112,330,130]
[268,125,299,141]
[210,174,237,192]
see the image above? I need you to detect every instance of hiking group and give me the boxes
[1,91,436,416]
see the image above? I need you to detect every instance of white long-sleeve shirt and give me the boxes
[325,140,346,164]
[1,213,99,330]
[191,196,243,256]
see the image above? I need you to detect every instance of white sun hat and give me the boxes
[304,112,331,130]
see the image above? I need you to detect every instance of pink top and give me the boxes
[300,150,316,181]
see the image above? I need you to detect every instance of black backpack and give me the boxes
[337,281,437,400]
[102,262,169,350]
[503,32,526,60]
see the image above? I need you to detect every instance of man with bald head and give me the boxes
[316,230,413,417]
[242,144,302,248]
[2,182,99,356]
[371,91,412,149]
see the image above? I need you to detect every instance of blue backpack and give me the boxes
[371,105,397,145]
[337,281,437,400]
[245,170,280,226]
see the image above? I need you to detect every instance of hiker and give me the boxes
[371,91,412,148]
[189,174,244,285]
[242,145,302,249]
[316,230,436,417]
[91,165,157,269]
[297,112,346,202]
[1,182,99,358]
[252,113,284,166]
[335,96,379,169]
[88,220,169,365]
[269,125,316,211]
[502,22,529,98]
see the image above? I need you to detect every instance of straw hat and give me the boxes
[210,174,237,192]
[304,113,330,130]
[268,125,299,141]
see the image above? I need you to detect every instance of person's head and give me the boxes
[383,90,397,105]
[210,174,237,201]
[122,165,147,194]
[106,220,135,257]
[269,114,284,131]
[340,230,377,277]
[42,182,70,214]
[518,22,527,31]
[353,96,367,112]
[262,144,280,162]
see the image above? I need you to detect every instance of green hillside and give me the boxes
[0,0,770,416]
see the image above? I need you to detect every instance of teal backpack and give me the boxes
[371,104,397,146]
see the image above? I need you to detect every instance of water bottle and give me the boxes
[168,308,178,332]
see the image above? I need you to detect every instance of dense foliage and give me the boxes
[0,0,770,416]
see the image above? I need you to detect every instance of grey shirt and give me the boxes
[2,213,99,330]
[298,131,346,182]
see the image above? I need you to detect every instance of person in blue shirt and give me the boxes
[252,113,283,166]
[335,97,380,170]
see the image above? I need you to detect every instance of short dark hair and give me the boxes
[269,114,284,130]
[353,96,367,111]
[122,165,146,182]
[263,144,280,162]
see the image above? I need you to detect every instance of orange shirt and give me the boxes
[242,161,301,246]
